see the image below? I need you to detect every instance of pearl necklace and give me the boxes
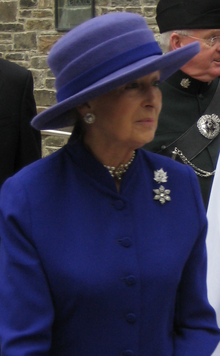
[104,151,136,180]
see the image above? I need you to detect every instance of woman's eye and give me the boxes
[125,82,139,90]
[153,80,160,88]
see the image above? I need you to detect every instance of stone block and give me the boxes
[0,23,23,31]
[38,0,53,9]
[125,0,140,6]
[20,10,32,17]
[101,7,123,14]
[41,133,71,157]
[111,0,124,6]
[33,10,53,18]
[20,0,38,8]
[0,34,12,42]
[26,19,53,30]
[125,7,142,14]
[0,45,7,52]
[149,24,159,34]
[14,32,37,49]
[25,53,30,61]
[96,0,109,6]
[43,135,69,147]
[46,78,55,89]
[31,69,46,89]
[0,44,13,52]
[5,53,25,60]
[38,35,62,54]
[34,89,57,106]
[36,107,46,114]
[100,7,109,14]
[141,0,156,4]
[0,2,17,22]
[31,56,48,69]
[143,6,156,17]
[145,16,156,25]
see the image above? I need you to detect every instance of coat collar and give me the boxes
[65,137,140,194]
[165,70,218,96]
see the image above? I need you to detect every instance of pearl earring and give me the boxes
[83,113,96,124]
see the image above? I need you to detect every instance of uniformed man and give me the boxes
[144,0,220,209]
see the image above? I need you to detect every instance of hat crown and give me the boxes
[48,13,154,90]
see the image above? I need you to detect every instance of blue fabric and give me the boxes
[56,42,162,102]
[0,140,219,356]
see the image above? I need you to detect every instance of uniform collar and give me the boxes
[165,70,216,95]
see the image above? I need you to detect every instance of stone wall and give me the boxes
[0,0,159,155]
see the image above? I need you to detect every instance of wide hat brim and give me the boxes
[32,42,200,130]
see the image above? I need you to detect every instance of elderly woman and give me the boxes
[0,12,219,356]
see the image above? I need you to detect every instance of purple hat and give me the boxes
[32,12,200,130]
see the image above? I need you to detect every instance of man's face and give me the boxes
[179,29,220,82]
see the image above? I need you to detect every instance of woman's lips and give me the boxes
[136,118,155,125]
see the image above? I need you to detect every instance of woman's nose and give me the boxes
[142,87,161,107]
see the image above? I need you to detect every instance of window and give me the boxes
[55,0,95,31]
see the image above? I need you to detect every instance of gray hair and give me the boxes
[159,30,193,53]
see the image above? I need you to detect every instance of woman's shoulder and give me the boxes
[1,147,67,195]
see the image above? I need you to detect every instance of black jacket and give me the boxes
[0,58,41,187]
[144,70,220,209]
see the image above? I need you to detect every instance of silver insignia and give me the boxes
[197,114,220,139]
[180,78,191,88]
[154,168,168,184]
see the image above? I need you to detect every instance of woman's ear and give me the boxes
[170,33,183,50]
[76,102,91,117]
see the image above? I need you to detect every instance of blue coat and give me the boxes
[0,139,219,356]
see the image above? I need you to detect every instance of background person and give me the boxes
[0,12,219,356]
[144,0,220,209]
[0,58,41,187]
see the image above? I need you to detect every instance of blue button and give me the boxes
[126,313,136,323]
[114,200,125,210]
[119,237,132,247]
[125,275,136,286]
[123,350,134,356]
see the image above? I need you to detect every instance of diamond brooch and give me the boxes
[153,168,171,205]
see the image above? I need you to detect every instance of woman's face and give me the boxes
[82,71,162,150]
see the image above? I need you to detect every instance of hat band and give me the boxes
[56,42,162,102]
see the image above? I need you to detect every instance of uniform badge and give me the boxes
[153,169,171,205]
[180,78,191,89]
[197,114,220,139]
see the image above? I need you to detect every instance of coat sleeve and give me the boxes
[173,167,220,356]
[15,69,41,172]
[0,177,53,356]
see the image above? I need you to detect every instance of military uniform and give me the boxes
[144,70,220,208]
